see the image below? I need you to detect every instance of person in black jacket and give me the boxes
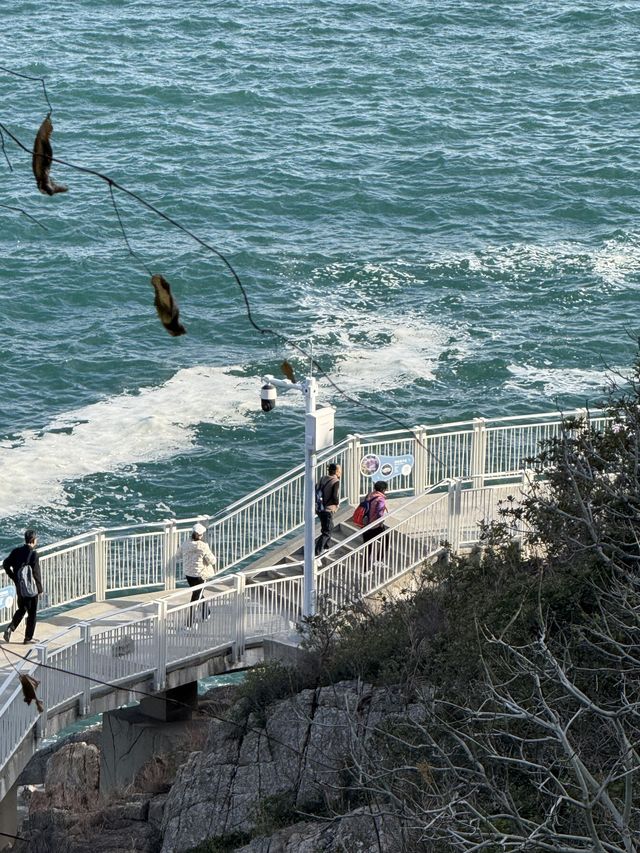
[315,463,342,557]
[3,529,43,644]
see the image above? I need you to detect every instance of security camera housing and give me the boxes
[260,382,277,412]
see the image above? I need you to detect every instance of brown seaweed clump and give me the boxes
[151,274,187,337]
[32,115,68,196]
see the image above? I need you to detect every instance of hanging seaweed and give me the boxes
[19,672,44,713]
[32,115,68,195]
[150,274,186,337]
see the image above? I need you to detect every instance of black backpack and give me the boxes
[315,483,327,514]
[17,557,38,598]
[315,476,337,514]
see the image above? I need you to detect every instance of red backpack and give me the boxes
[352,492,382,528]
[352,497,371,528]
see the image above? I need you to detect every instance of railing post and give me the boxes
[471,418,487,488]
[93,530,107,602]
[34,644,48,740]
[234,573,246,662]
[79,622,92,716]
[447,479,462,552]
[346,434,361,506]
[163,520,178,592]
[575,407,589,428]
[519,467,534,556]
[413,425,428,494]
[155,600,167,692]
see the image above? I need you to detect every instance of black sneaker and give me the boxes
[3,626,13,642]
[23,638,38,645]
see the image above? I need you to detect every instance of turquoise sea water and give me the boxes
[1,1,639,554]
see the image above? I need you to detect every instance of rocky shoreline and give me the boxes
[13,680,408,853]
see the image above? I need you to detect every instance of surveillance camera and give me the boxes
[260,382,277,412]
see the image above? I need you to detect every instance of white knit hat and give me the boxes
[192,522,207,536]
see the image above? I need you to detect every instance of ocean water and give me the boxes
[1,0,639,554]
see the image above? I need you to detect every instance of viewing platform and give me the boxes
[0,408,609,845]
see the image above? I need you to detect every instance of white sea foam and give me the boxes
[505,364,621,399]
[332,320,466,392]
[299,286,470,393]
[430,236,640,290]
[0,366,256,518]
[592,236,640,289]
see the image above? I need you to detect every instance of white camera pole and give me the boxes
[301,376,318,618]
[261,374,323,617]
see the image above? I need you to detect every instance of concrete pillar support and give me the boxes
[0,782,18,851]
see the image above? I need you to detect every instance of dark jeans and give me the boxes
[315,510,335,556]
[11,593,39,641]
[186,576,208,624]
[363,523,388,566]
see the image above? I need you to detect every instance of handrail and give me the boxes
[0,465,576,783]
[0,407,612,627]
[319,480,447,562]
[31,408,600,552]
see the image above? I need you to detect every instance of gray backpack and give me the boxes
[17,559,38,598]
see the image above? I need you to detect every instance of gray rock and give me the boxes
[18,726,102,786]
[236,809,403,852]
[41,742,100,811]
[147,793,169,829]
[160,681,409,853]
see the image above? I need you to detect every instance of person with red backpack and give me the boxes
[362,481,389,567]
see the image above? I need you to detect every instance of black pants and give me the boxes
[11,593,38,641]
[315,510,335,556]
[363,524,388,565]
[186,576,208,624]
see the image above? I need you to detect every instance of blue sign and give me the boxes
[359,453,414,480]
[0,585,15,610]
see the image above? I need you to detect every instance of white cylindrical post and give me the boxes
[346,433,361,507]
[413,425,427,495]
[447,479,462,552]
[93,530,107,602]
[154,600,167,692]
[34,644,48,740]
[79,622,92,716]
[163,520,178,591]
[303,377,318,617]
[234,572,246,661]
[471,418,487,488]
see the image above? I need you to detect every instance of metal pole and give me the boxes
[302,376,317,617]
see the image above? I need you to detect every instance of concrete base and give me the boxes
[100,681,201,795]
[263,635,312,668]
[139,681,198,722]
[0,782,17,851]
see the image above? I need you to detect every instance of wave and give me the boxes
[504,363,623,399]
[397,235,640,292]
[0,367,256,518]
[296,287,470,392]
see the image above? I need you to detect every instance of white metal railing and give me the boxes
[0,408,614,788]
[0,474,526,760]
[0,409,608,628]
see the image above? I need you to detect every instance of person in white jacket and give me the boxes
[179,522,217,624]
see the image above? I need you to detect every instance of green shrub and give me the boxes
[253,791,299,835]
[235,660,306,724]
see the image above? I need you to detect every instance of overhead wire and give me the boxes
[0,67,448,468]
[0,642,365,776]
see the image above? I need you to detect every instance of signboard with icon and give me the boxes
[359,453,414,480]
